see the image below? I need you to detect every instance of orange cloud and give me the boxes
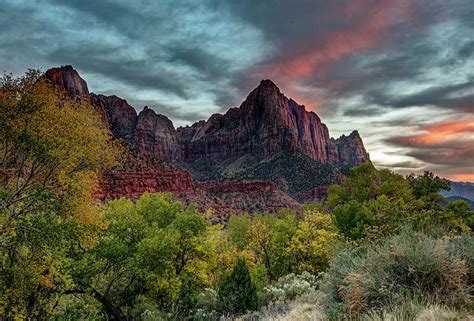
[398,118,474,146]
[448,173,474,182]
[258,0,414,110]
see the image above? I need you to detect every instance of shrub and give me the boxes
[320,230,472,319]
[263,272,318,302]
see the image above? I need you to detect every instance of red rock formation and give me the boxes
[91,96,182,161]
[294,186,329,203]
[196,180,279,194]
[44,65,371,212]
[184,180,301,222]
[44,65,90,101]
[177,79,370,166]
[94,169,194,200]
[133,107,182,161]
[332,130,370,165]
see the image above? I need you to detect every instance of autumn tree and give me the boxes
[287,210,341,274]
[0,70,118,318]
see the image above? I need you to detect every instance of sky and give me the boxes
[1,0,473,181]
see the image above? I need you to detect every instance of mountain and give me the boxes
[176,79,369,195]
[44,65,370,217]
[177,79,369,165]
[441,181,474,201]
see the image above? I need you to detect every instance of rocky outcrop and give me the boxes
[332,130,370,165]
[90,95,182,161]
[185,180,302,222]
[94,169,194,200]
[177,79,369,166]
[44,65,90,100]
[294,186,329,203]
[90,93,137,141]
[133,107,182,161]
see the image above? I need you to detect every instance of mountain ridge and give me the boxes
[44,65,371,216]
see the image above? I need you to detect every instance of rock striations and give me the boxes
[45,65,370,218]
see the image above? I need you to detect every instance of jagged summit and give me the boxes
[44,65,89,98]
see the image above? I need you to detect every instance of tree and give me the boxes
[0,70,118,318]
[407,171,450,205]
[218,257,257,314]
[446,200,474,231]
[287,210,340,274]
[68,193,215,319]
[325,164,412,210]
[333,200,372,240]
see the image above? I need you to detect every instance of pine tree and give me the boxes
[218,257,258,314]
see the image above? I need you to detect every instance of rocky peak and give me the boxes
[44,65,89,99]
[134,106,182,161]
[333,130,370,165]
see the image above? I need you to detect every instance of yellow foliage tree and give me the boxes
[287,210,341,274]
[0,70,119,318]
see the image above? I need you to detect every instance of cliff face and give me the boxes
[45,65,371,211]
[177,79,369,166]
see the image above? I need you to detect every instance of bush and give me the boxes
[263,272,318,302]
[320,230,472,319]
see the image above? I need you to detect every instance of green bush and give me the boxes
[320,230,472,319]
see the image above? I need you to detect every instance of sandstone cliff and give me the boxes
[45,65,371,211]
[177,79,370,166]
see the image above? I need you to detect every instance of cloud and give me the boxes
[385,118,474,179]
[0,0,473,180]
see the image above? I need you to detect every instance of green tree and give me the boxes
[218,257,257,314]
[333,200,372,240]
[0,70,118,318]
[67,193,214,319]
[287,210,341,274]
[407,171,450,205]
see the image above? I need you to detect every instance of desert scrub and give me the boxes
[263,272,319,302]
[319,229,473,319]
[366,298,462,321]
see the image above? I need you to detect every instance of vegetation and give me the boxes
[1,71,472,319]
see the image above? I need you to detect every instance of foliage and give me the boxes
[0,70,119,318]
[287,210,341,274]
[218,257,258,314]
[66,193,218,319]
[326,165,472,240]
[319,229,472,319]
[1,69,471,320]
[326,163,412,209]
[407,171,450,204]
[263,272,318,302]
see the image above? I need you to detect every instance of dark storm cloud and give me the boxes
[1,0,263,105]
[368,81,474,113]
[1,0,473,180]
[343,106,383,117]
